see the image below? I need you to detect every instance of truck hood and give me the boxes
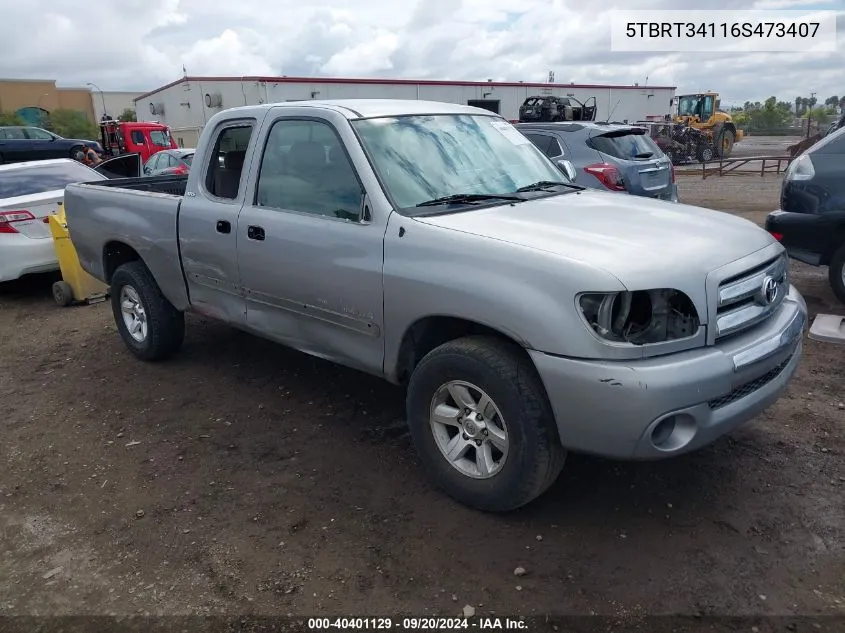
[413,189,776,291]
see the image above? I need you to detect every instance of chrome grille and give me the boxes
[715,253,788,340]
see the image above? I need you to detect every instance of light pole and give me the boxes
[87,82,107,120]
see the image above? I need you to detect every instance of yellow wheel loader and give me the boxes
[673,92,744,159]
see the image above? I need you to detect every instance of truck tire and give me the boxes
[828,243,845,304]
[110,261,184,361]
[406,335,566,512]
[717,129,735,158]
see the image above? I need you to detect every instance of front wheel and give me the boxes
[828,243,845,305]
[718,129,736,158]
[110,261,185,361]
[697,143,715,162]
[406,336,566,512]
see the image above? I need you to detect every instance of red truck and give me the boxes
[98,119,178,164]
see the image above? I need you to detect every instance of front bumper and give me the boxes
[530,284,807,460]
[0,235,58,283]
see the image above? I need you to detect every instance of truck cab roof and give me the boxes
[218,99,501,120]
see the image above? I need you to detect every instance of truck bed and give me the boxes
[63,175,191,312]
[80,174,189,197]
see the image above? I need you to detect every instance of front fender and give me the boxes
[381,215,629,378]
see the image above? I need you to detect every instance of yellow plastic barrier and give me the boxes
[48,201,109,307]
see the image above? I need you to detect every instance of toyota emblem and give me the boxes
[760,276,778,305]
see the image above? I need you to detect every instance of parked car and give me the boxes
[143,149,194,176]
[0,126,103,164]
[64,100,805,512]
[0,155,139,283]
[516,121,679,202]
[765,126,845,303]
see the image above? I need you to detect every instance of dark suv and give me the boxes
[0,126,102,164]
[765,126,845,303]
[516,122,678,202]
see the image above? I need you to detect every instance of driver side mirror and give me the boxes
[555,158,577,181]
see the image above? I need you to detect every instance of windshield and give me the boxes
[0,161,100,199]
[351,114,568,211]
[677,96,700,116]
[150,129,172,148]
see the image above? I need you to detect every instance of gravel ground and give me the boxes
[1,176,843,627]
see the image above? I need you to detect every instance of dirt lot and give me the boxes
[1,174,844,626]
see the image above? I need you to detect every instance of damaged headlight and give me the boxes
[578,289,700,345]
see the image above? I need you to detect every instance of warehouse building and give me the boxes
[0,78,142,126]
[134,75,676,148]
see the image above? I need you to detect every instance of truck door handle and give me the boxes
[247,225,265,241]
[216,220,231,234]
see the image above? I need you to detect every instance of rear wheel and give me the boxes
[110,261,184,361]
[828,243,845,304]
[406,336,566,512]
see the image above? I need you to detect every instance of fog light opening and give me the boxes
[650,414,697,452]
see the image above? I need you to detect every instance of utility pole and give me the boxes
[807,91,816,138]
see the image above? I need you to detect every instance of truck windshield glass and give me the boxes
[0,162,100,198]
[352,114,569,211]
[150,130,171,147]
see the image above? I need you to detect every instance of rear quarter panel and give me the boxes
[64,183,190,310]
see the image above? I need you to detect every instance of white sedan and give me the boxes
[0,157,137,283]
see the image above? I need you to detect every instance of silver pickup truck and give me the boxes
[64,100,807,512]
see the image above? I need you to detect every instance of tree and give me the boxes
[0,111,24,126]
[43,109,97,140]
[747,96,791,129]
[803,107,830,125]
[117,108,137,122]
[824,95,840,107]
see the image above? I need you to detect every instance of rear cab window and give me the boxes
[588,129,661,160]
[0,162,100,198]
[205,123,255,200]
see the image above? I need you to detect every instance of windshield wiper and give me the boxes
[633,152,654,159]
[515,180,579,192]
[416,193,524,207]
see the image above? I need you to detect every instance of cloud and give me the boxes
[0,0,841,105]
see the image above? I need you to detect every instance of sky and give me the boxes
[0,0,843,107]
